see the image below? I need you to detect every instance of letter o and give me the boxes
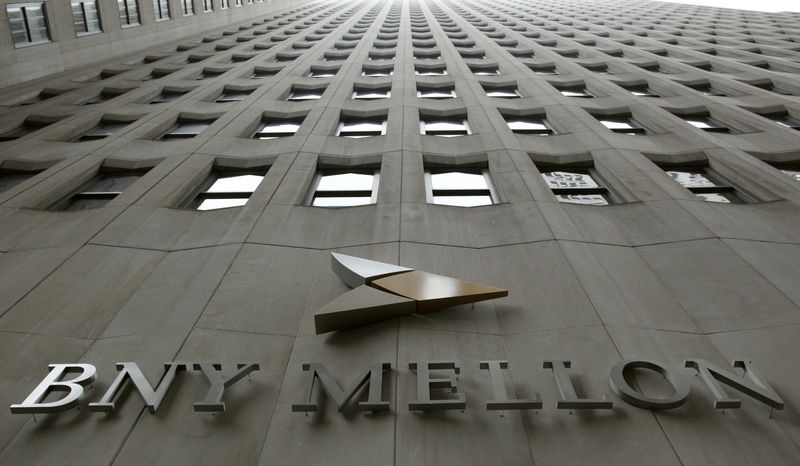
[609,359,689,410]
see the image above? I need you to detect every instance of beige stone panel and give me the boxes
[559,241,699,332]
[258,321,397,466]
[608,326,800,465]
[503,326,681,466]
[395,327,534,466]
[111,329,294,466]
[724,239,800,308]
[0,246,78,317]
[0,206,123,251]
[0,245,165,338]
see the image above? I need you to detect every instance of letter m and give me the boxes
[292,362,390,413]
[685,359,784,410]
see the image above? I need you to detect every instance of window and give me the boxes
[470,65,501,76]
[414,51,441,60]
[540,169,612,206]
[287,87,325,101]
[336,119,387,138]
[180,0,193,15]
[663,166,745,203]
[0,169,41,193]
[306,171,379,207]
[71,0,102,35]
[484,86,520,98]
[195,69,224,80]
[74,120,129,141]
[417,85,456,99]
[425,170,497,207]
[220,0,228,8]
[415,65,447,76]
[420,117,471,137]
[686,82,726,97]
[598,116,648,135]
[764,113,800,130]
[504,115,555,135]
[625,84,660,97]
[362,66,393,77]
[234,0,241,6]
[117,0,139,26]
[681,115,734,133]
[186,169,267,210]
[7,3,50,47]
[153,0,169,21]
[528,64,558,75]
[149,89,187,104]
[557,85,593,98]
[215,89,253,103]
[160,119,213,140]
[775,165,800,183]
[0,119,51,142]
[15,91,57,106]
[583,64,613,74]
[51,170,147,211]
[202,0,211,12]
[250,68,278,79]
[252,118,302,139]
[368,52,395,61]
[352,86,391,100]
[308,67,338,78]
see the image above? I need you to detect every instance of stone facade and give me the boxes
[1,0,800,464]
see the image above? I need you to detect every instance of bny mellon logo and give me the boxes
[314,253,508,334]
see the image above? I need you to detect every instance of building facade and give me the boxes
[1,0,800,464]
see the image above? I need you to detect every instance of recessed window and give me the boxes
[540,169,612,206]
[681,115,734,133]
[425,169,497,207]
[470,65,501,76]
[307,170,379,207]
[51,169,148,211]
[598,116,648,135]
[352,86,391,100]
[202,0,211,12]
[625,84,660,97]
[686,82,726,97]
[323,53,349,62]
[152,0,170,20]
[251,117,302,139]
[369,51,395,61]
[0,169,41,193]
[215,88,253,103]
[160,119,213,140]
[117,0,140,27]
[417,85,456,99]
[663,166,745,203]
[0,119,52,142]
[307,67,338,78]
[186,169,267,210]
[336,118,387,138]
[149,89,188,104]
[7,3,51,47]
[362,66,393,77]
[415,65,447,76]
[287,87,325,101]
[528,64,558,75]
[195,69,225,80]
[71,0,102,35]
[460,50,486,59]
[74,120,130,141]
[764,113,800,130]
[557,85,593,98]
[484,86,520,98]
[775,165,800,183]
[250,68,278,79]
[420,117,471,137]
[504,115,554,135]
[583,64,613,74]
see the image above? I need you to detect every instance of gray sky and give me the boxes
[656,0,800,13]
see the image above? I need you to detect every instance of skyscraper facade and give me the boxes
[1,0,800,464]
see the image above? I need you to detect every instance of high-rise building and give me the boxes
[1,0,800,463]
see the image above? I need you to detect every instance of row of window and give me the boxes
[8,0,282,47]
[4,105,798,143]
[1,161,798,210]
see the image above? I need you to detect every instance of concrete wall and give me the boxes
[0,0,800,464]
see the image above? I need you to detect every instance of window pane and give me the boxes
[600,119,635,130]
[431,172,488,190]
[695,193,731,203]
[206,174,264,193]
[72,2,86,33]
[666,170,718,188]
[7,6,28,45]
[782,169,800,183]
[167,121,209,137]
[432,195,492,207]
[317,173,374,191]
[541,171,600,189]
[255,121,300,139]
[63,197,112,211]
[312,196,372,207]
[556,194,609,206]
[196,197,249,210]
[507,120,548,132]
[26,5,50,42]
[83,173,141,192]
[486,89,519,98]
[0,173,35,193]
